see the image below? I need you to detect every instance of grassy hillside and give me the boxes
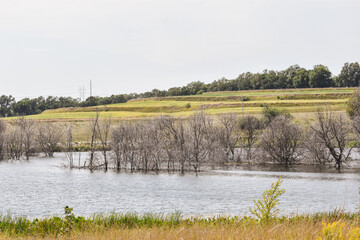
[19,87,354,121]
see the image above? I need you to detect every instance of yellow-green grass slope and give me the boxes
[21,88,355,121]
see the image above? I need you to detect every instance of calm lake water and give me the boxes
[1,153,360,217]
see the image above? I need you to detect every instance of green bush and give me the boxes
[249,176,285,223]
[262,105,292,124]
[346,88,360,117]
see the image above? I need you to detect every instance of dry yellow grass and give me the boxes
[2,220,359,240]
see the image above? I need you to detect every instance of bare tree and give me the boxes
[177,120,191,173]
[0,119,6,160]
[303,128,331,165]
[137,121,152,172]
[159,116,178,172]
[147,118,164,172]
[204,119,225,166]
[36,122,63,157]
[310,109,354,170]
[111,123,127,172]
[216,113,240,161]
[16,117,36,160]
[123,122,138,171]
[65,124,75,168]
[97,117,112,171]
[187,111,212,173]
[88,112,100,170]
[6,126,23,160]
[240,116,263,161]
[260,116,302,165]
[159,117,190,173]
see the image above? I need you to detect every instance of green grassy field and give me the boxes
[18,87,353,121]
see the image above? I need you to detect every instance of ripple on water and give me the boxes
[0,153,359,217]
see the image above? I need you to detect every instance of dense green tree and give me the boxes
[0,95,15,117]
[281,65,301,88]
[167,87,182,96]
[336,62,360,87]
[261,70,277,89]
[236,72,252,90]
[250,73,264,90]
[309,65,333,88]
[292,68,310,88]
[81,96,100,107]
[13,98,33,115]
[185,81,207,95]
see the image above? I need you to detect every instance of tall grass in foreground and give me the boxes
[1,211,360,239]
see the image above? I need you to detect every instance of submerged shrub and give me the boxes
[260,116,302,165]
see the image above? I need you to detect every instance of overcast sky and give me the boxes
[1,0,359,99]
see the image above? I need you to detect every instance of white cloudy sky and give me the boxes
[0,0,359,99]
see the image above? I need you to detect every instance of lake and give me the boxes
[0,153,359,217]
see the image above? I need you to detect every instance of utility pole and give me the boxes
[78,86,85,101]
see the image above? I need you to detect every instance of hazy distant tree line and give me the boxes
[0,95,135,117]
[1,62,359,117]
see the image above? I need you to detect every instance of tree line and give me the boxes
[2,89,360,172]
[1,62,359,117]
[0,94,135,117]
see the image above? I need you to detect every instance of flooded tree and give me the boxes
[125,123,138,171]
[216,113,240,161]
[65,124,75,168]
[310,109,354,170]
[97,117,112,171]
[260,116,302,165]
[16,117,36,160]
[159,117,178,172]
[240,116,263,160]
[36,122,63,157]
[0,119,6,160]
[159,117,191,173]
[303,128,331,165]
[88,112,100,170]
[138,121,152,172]
[111,123,127,172]
[147,119,165,172]
[6,126,24,160]
[187,111,213,173]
